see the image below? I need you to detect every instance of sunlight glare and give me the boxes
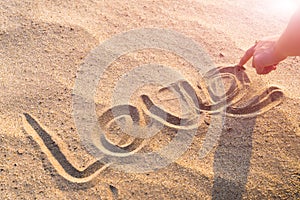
[269,0,299,18]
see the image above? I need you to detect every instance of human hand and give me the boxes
[238,36,287,74]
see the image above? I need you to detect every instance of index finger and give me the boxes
[238,44,256,66]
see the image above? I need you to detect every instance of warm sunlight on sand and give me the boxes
[1,0,300,199]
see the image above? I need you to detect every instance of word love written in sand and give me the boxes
[22,66,284,183]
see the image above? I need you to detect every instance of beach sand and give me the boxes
[0,0,299,199]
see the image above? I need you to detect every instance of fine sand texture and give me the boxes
[1,0,300,199]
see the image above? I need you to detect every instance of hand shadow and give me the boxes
[209,66,268,199]
[212,116,255,200]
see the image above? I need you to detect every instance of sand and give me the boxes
[0,0,299,199]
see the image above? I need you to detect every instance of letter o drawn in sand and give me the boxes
[72,28,227,173]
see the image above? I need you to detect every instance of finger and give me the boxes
[262,65,276,74]
[256,65,277,75]
[238,44,256,66]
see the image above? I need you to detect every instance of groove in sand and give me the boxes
[22,66,284,183]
